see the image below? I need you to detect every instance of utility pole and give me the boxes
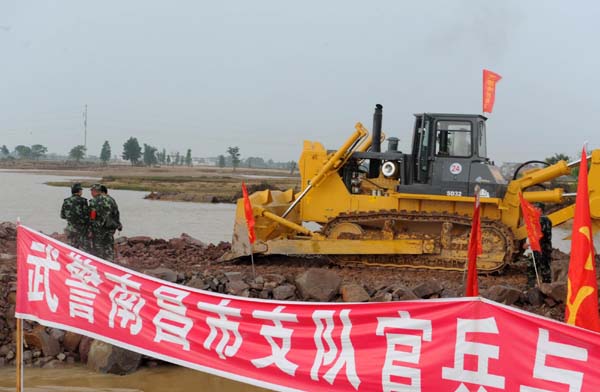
[83,104,88,150]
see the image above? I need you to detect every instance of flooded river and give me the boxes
[0,171,236,244]
[0,365,268,392]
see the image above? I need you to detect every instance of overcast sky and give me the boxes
[1,1,599,163]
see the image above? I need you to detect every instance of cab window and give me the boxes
[435,121,472,157]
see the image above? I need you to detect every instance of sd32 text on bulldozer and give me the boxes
[225,105,600,272]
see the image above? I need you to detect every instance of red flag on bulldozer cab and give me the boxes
[518,192,543,252]
[465,189,482,296]
[565,147,600,331]
[482,69,502,113]
[241,183,256,244]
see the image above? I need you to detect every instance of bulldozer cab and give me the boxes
[402,113,505,197]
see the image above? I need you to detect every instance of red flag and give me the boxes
[565,147,600,331]
[241,182,256,244]
[465,190,482,296]
[482,69,502,113]
[518,192,543,252]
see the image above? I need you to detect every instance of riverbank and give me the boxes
[46,174,298,203]
[0,163,300,203]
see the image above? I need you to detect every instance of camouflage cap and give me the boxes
[91,183,103,191]
[71,183,83,194]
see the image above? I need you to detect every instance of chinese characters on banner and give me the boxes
[482,69,502,113]
[16,225,600,392]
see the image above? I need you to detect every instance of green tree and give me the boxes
[174,151,180,166]
[143,144,158,166]
[227,146,240,171]
[30,144,48,159]
[545,153,570,165]
[185,149,192,166]
[0,145,9,156]
[157,148,167,164]
[246,156,266,168]
[69,145,86,162]
[122,137,142,165]
[100,141,111,164]
[218,155,225,168]
[14,145,32,159]
[166,155,171,165]
[289,160,297,175]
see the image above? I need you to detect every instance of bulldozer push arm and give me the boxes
[281,123,368,218]
[225,124,368,259]
[503,149,600,240]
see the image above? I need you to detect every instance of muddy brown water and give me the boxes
[0,365,269,392]
[0,171,236,244]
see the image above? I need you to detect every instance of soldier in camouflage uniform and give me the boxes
[537,215,553,282]
[100,185,122,232]
[527,210,553,286]
[60,183,90,250]
[89,183,120,261]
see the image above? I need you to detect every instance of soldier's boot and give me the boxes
[541,263,552,283]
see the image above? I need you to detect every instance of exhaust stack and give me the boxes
[369,104,383,178]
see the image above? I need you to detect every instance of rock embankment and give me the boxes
[0,221,591,374]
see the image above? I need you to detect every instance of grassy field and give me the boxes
[32,164,301,203]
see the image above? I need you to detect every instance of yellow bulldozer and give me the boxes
[225,105,600,271]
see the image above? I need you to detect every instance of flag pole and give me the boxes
[16,318,23,392]
[16,217,23,392]
[463,185,481,287]
[241,182,257,280]
[531,252,542,288]
[464,185,481,295]
[250,251,256,280]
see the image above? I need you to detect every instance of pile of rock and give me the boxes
[114,233,230,274]
[0,222,16,257]
[0,222,17,367]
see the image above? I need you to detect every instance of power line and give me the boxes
[83,104,88,151]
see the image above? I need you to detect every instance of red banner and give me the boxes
[565,147,600,332]
[482,69,502,113]
[16,225,600,391]
[519,192,543,252]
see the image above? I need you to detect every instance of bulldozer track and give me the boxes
[322,209,516,272]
